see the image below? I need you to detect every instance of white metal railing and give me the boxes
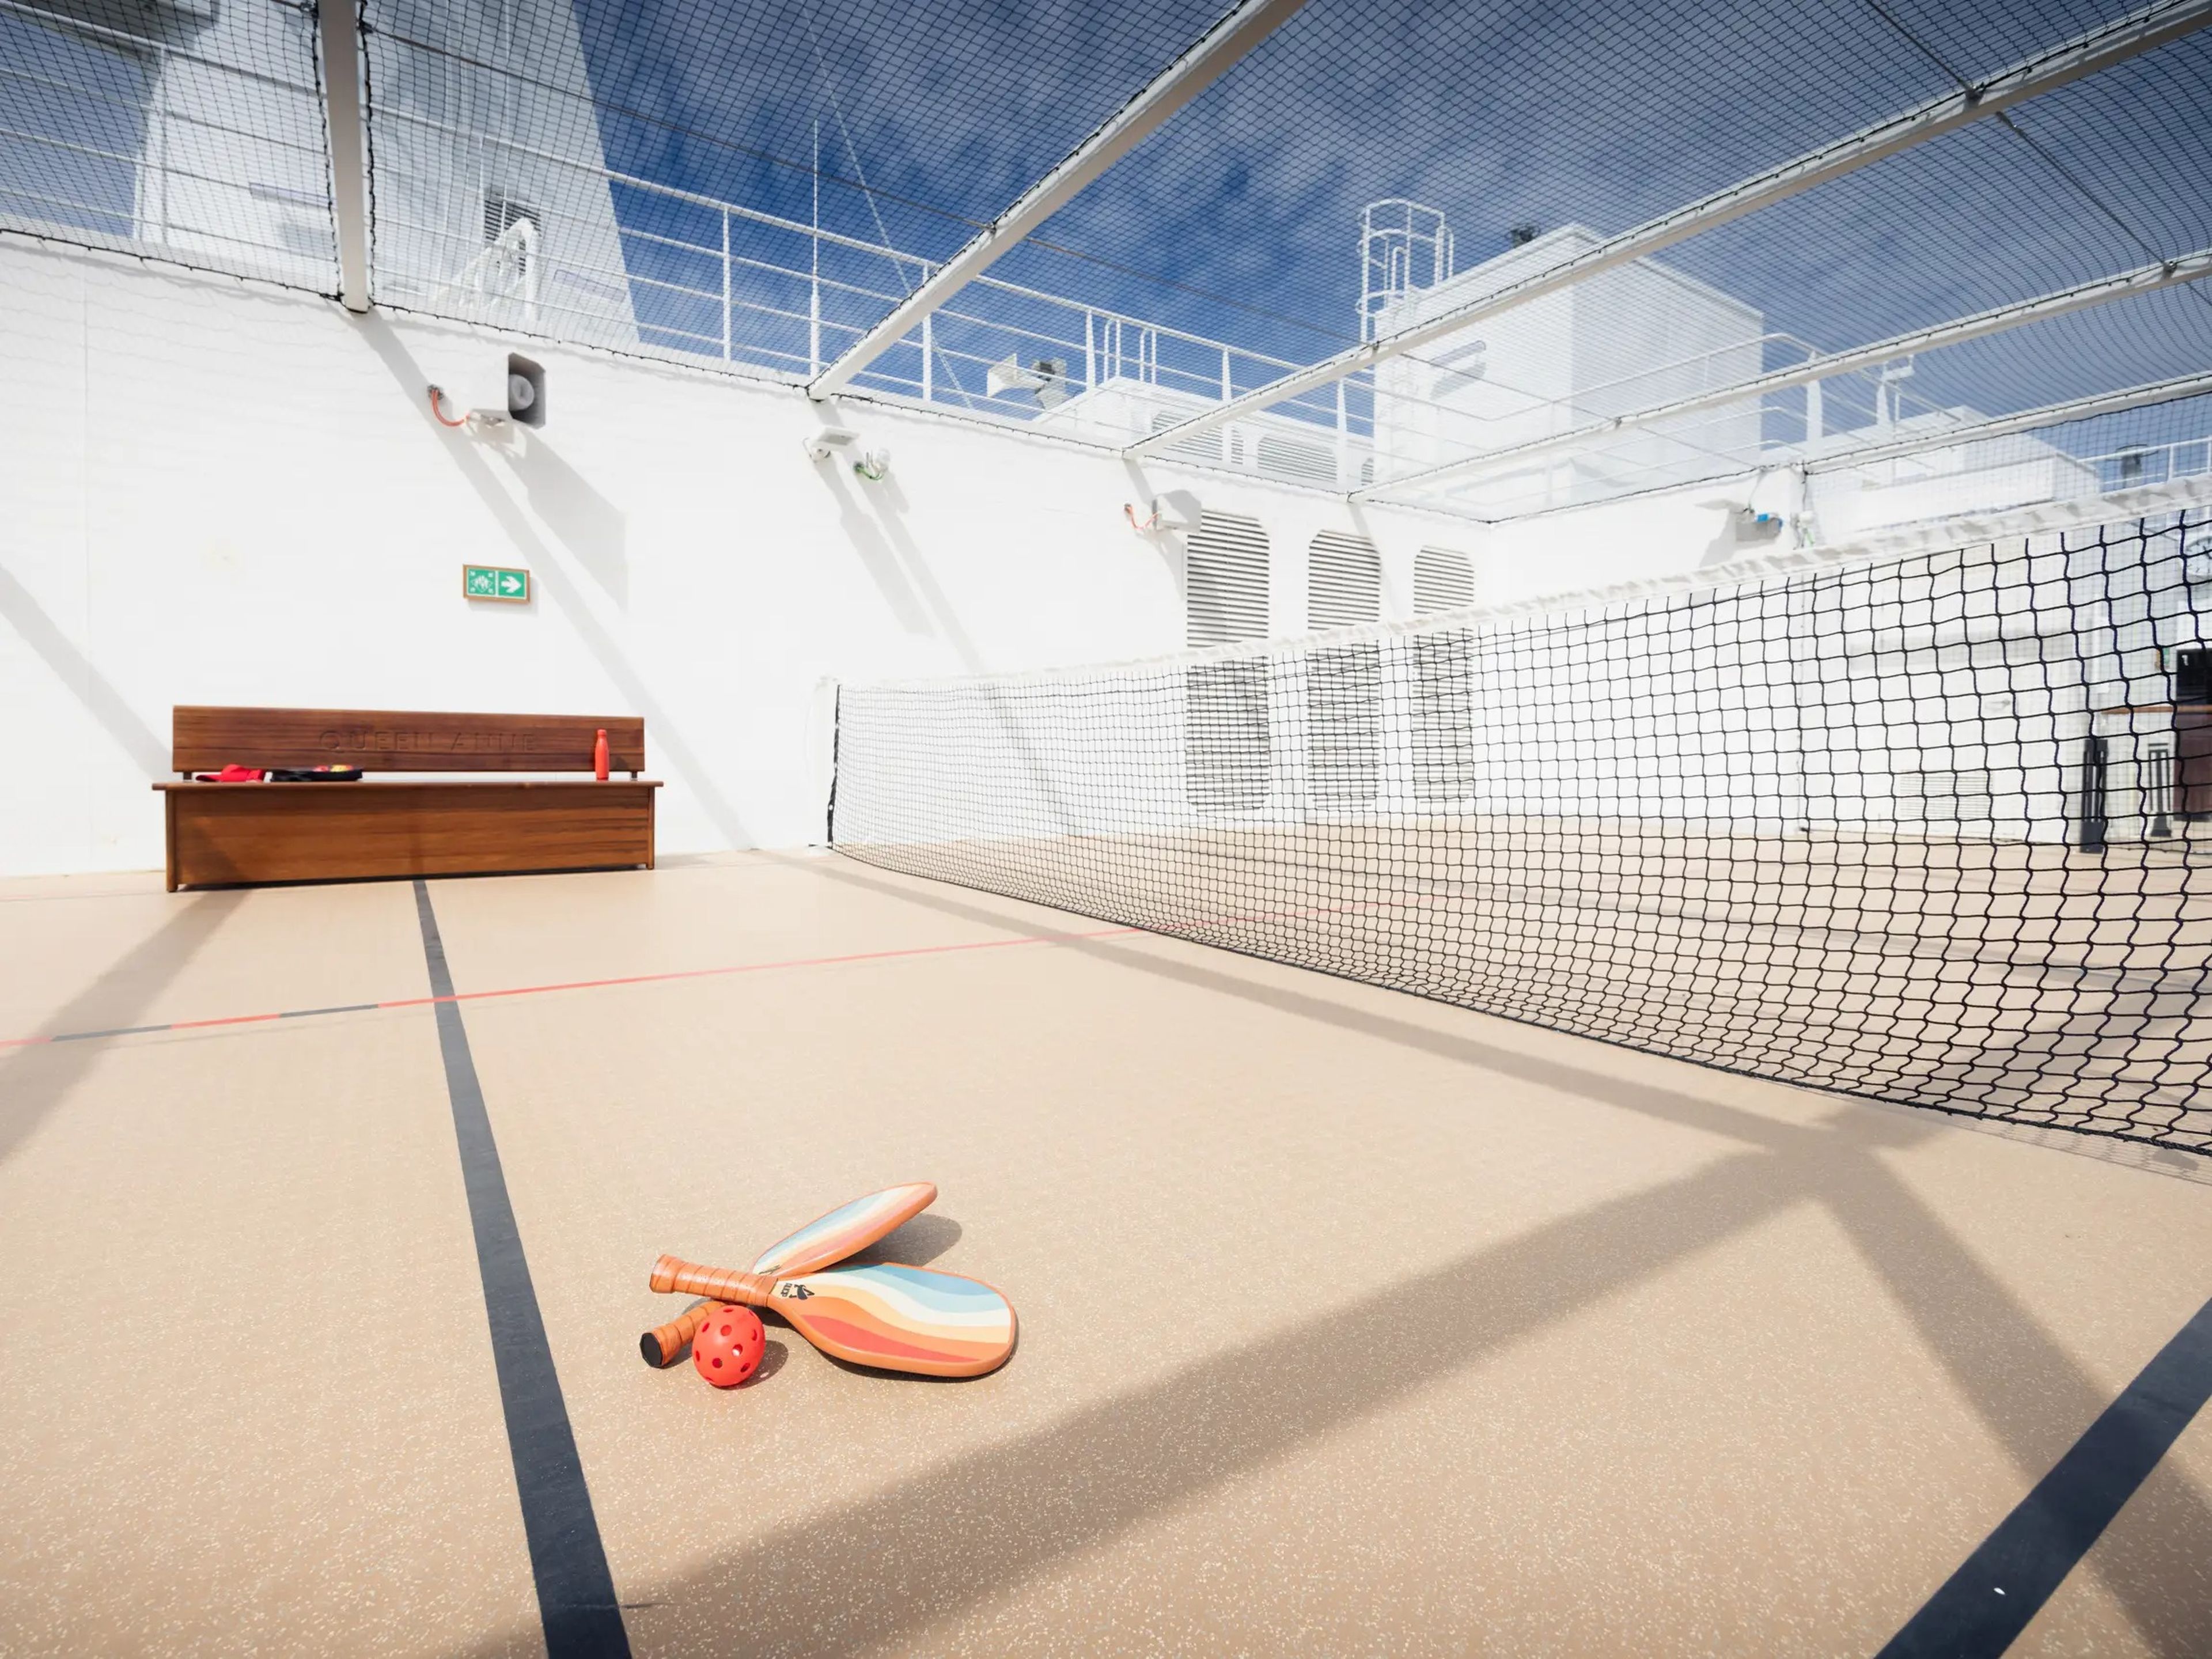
[364,103,1385,474]
[14,0,2202,517]
[2089,436,2212,491]
[1368,335,1984,517]
[0,0,1961,505]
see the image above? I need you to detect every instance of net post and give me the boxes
[825,683,842,845]
[2077,734,2109,853]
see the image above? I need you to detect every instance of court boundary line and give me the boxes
[1878,1293,2212,1656]
[0,923,1145,1050]
[10,883,2207,1183]
[413,880,631,1658]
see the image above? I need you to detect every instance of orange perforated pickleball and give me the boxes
[691,1304,765,1388]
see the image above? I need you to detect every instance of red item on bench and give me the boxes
[193,765,266,783]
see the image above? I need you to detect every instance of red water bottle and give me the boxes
[593,728,610,781]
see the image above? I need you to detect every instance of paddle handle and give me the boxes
[652,1255,777,1306]
[639,1301,713,1369]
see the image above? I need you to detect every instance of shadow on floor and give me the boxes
[497,1141,1796,1657]
[0,889,244,1168]
[634,855,2208,1656]
[845,1211,963,1267]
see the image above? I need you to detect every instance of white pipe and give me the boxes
[317,0,370,312]
[1802,370,2212,474]
[1131,0,2212,459]
[806,0,1310,399]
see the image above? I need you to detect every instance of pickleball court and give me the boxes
[2,848,2209,1656]
[9,0,2212,1648]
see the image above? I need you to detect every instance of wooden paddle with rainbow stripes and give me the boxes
[641,1183,1017,1379]
[639,1181,937,1365]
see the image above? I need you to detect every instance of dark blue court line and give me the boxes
[1878,1293,2212,1656]
[51,1023,169,1042]
[414,880,630,1658]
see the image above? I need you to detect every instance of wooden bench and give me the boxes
[154,706,659,891]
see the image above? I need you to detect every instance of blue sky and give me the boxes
[559,0,2212,426]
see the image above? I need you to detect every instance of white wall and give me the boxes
[0,239,1532,876]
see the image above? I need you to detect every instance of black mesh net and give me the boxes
[3,0,2206,533]
[1103,0,2212,514]
[833,510,2212,1151]
[0,0,335,290]
[170,1,2212,529]
[354,0,1231,373]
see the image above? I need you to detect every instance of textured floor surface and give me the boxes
[1,851,2209,1656]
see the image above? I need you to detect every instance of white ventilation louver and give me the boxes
[1185,511,1271,648]
[1307,531,1381,630]
[1413,547,1475,615]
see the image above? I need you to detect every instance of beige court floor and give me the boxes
[1,851,2210,1657]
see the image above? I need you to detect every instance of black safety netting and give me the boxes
[5,0,2208,529]
[335,0,2212,522]
[833,510,2212,1152]
[1,0,336,290]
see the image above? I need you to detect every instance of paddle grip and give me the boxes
[639,1301,713,1369]
[650,1255,777,1306]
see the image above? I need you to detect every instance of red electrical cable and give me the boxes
[427,385,468,427]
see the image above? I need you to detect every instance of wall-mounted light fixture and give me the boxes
[805,426,860,463]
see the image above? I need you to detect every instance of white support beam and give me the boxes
[1362,248,2212,499]
[1129,0,2212,460]
[806,0,1308,400]
[1798,369,2212,474]
[318,0,370,312]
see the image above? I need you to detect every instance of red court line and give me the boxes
[0,887,1439,1053]
[0,924,1147,1051]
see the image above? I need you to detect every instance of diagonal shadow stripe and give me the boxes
[806,855,1910,1156]
[807,858,2212,1650]
[0,558,170,778]
[469,1145,1800,1658]
[1829,1158,2212,1657]
[0,891,243,1168]
[353,314,755,851]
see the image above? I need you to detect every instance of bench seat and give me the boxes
[156,706,659,890]
[156,779,659,890]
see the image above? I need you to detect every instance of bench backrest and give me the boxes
[172,707,645,774]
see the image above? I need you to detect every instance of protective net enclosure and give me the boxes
[5,0,2208,530]
[834,512,2212,1150]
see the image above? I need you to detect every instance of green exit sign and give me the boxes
[463,564,531,604]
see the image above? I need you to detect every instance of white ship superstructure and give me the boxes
[15,0,634,343]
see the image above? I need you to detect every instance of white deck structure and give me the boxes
[1,0,2210,876]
